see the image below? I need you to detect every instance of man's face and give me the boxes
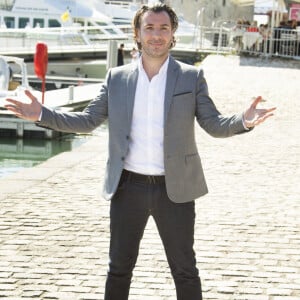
[136,10,175,60]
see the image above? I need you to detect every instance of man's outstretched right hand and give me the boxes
[4,90,42,122]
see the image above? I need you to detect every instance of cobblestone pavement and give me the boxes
[0,55,299,300]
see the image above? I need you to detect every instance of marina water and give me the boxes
[0,131,99,179]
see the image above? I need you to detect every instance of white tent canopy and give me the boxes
[231,0,300,55]
[231,0,300,7]
[231,0,300,6]
[231,0,299,28]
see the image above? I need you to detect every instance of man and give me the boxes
[117,43,125,66]
[5,4,276,300]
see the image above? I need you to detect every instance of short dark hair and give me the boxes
[132,3,178,50]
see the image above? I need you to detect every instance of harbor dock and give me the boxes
[0,83,102,138]
[0,55,299,299]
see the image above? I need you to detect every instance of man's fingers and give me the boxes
[251,96,262,108]
[253,112,275,126]
[266,107,277,113]
[4,98,24,112]
[4,105,23,117]
[24,90,37,102]
[4,104,17,112]
[4,98,19,106]
[4,90,41,121]
[5,90,37,108]
[257,107,276,116]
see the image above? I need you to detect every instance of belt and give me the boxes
[122,169,165,184]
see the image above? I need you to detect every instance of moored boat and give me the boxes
[0,0,128,78]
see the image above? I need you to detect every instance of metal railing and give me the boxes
[1,23,299,61]
[0,25,128,54]
[189,24,300,60]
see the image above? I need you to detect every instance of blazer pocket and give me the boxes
[185,153,200,164]
[184,153,205,185]
[173,91,193,98]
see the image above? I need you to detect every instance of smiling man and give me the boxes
[5,3,276,300]
[136,8,174,59]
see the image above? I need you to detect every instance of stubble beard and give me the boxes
[141,39,173,59]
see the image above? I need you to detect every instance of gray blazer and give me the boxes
[38,56,248,203]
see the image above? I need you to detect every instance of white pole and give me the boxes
[269,0,277,55]
[107,40,118,70]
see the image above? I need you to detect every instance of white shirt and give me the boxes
[123,57,169,175]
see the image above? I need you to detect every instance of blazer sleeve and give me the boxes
[195,68,248,138]
[36,72,110,133]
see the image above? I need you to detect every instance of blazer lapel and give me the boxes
[164,57,180,123]
[126,66,139,126]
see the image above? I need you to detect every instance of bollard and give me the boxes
[68,85,74,103]
[107,40,118,70]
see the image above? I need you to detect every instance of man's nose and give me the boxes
[151,29,162,37]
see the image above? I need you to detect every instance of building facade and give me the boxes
[162,0,254,27]
[103,0,254,27]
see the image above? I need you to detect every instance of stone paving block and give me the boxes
[43,291,80,299]
[234,296,269,300]
[22,290,44,298]
[273,297,300,300]
[78,293,102,300]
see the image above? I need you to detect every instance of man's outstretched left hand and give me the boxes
[243,96,276,128]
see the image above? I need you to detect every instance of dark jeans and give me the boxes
[104,170,202,300]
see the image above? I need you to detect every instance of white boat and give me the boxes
[94,0,138,28]
[0,0,127,50]
[0,55,30,99]
[94,0,198,46]
[0,0,130,80]
[0,0,126,36]
[0,54,102,139]
[0,1,197,81]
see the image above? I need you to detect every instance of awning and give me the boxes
[230,0,257,5]
[230,0,289,28]
[230,0,300,6]
[231,0,300,55]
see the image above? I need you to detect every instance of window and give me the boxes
[95,21,108,26]
[105,28,118,35]
[88,28,104,35]
[19,17,30,28]
[73,18,85,26]
[33,18,44,28]
[48,19,61,27]
[4,16,15,28]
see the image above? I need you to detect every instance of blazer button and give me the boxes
[126,135,130,140]
[121,157,125,161]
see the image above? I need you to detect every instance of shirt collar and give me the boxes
[138,55,170,77]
